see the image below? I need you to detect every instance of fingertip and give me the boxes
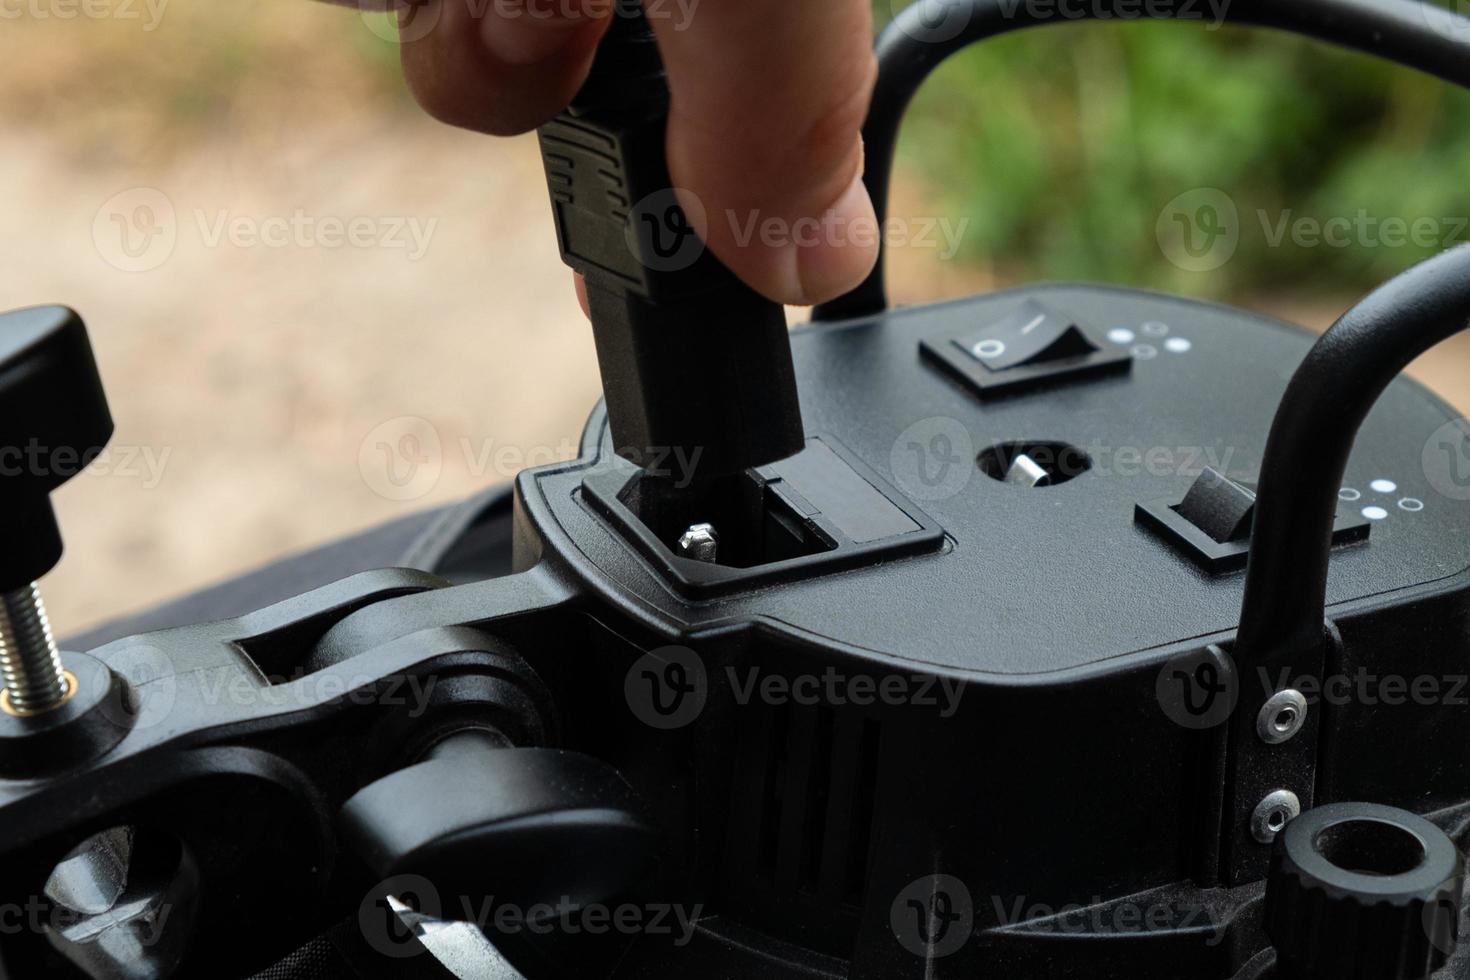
[714,171,881,307]
[574,272,591,318]
[793,172,881,306]
[400,0,611,136]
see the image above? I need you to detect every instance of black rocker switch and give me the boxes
[1175,467,1256,543]
[920,299,1130,398]
[1136,466,1370,574]
[953,299,1100,371]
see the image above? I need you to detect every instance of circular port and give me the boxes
[977,441,1091,488]
[1314,818,1427,877]
[1265,802,1463,980]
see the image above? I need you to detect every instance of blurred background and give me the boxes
[1,0,1468,631]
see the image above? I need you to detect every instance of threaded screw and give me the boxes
[0,583,70,715]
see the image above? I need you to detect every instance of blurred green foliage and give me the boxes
[882,3,1470,298]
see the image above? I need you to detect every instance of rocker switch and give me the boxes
[920,297,1131,398]
[1136,467,1370,574]
[954,300,1100,372]
[1175,467,1256,543]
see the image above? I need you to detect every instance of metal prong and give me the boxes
[1004,453,1051,489]
[676,523,719,563]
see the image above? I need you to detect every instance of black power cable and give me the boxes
[812,0,1470,322]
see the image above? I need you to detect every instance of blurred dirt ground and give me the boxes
[2,3,1467,633]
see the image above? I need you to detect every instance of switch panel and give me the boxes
[920,299,1131,397]
[1137,468,1371,573]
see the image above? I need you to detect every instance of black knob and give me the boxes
[0,306,112,590]
[339,732,657,922]
[1265,802,1464,980]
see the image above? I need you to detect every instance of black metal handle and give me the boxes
[813,0,1470,322]
[1237,244,1470,662]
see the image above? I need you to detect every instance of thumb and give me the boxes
[648,0,880,306]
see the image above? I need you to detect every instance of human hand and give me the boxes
[396,0,880,307]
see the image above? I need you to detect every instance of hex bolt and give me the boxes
[0,582,71,716]
[1257,689,1309,745]
[676,523,719,563]
[1251,789,1302,844]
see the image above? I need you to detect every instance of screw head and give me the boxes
[1257,689,1309,745]
[676,523,719,564]
[1252,789,1302,844]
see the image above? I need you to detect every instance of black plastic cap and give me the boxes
[1265,802,1464,980]
[0,307,113,587]
[339,743,657,920]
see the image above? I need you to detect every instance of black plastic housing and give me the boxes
[3,285,1470,980]
[499,283,1470,979]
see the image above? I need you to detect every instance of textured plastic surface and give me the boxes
[520,284,1470,676]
